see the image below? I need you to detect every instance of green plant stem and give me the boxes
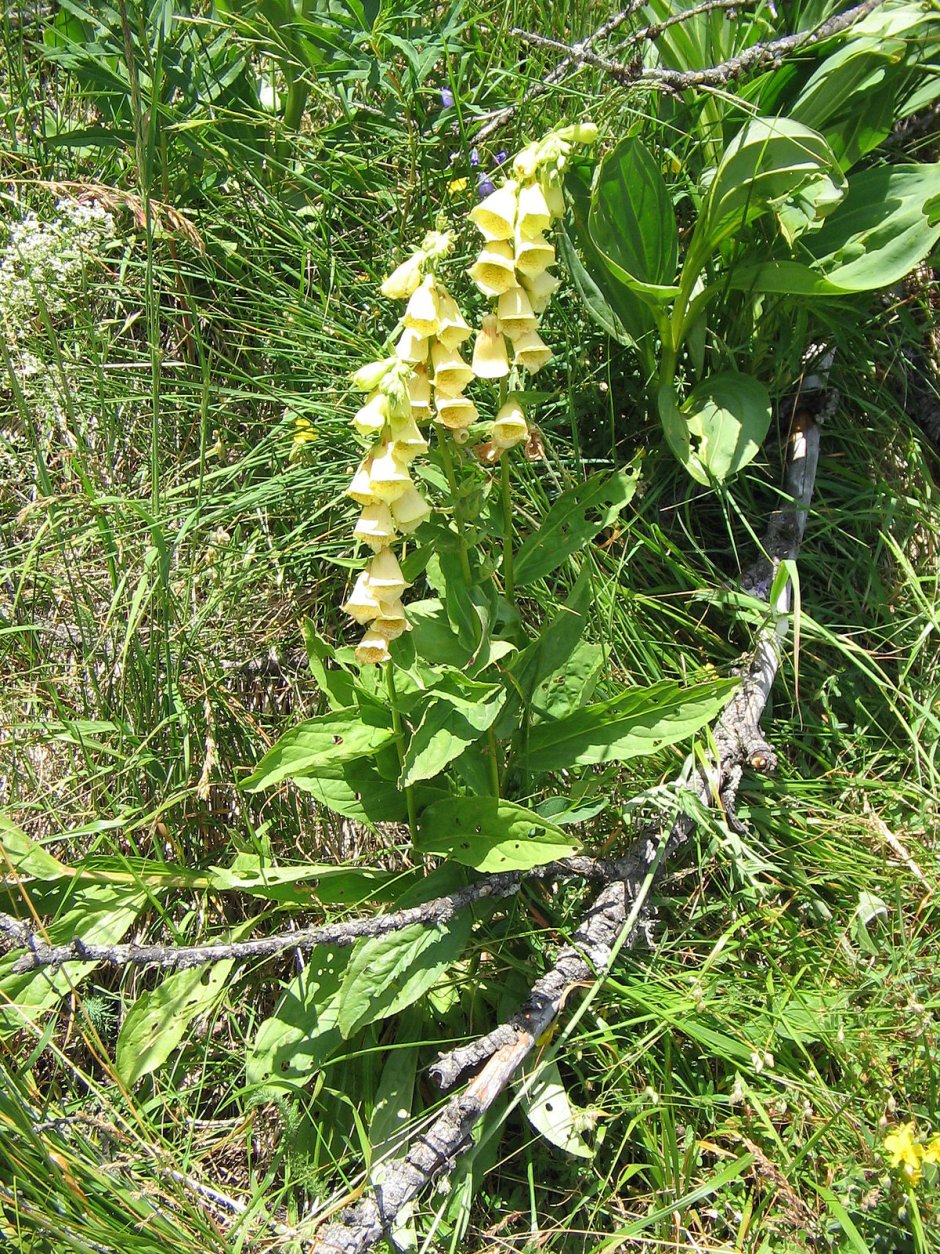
[500,454,516,605]
[437,431,473,585]
[486,726,501,798]
[386,662,417,840]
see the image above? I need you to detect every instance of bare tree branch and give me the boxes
[307,405,823,1253]
[0,856,638,975]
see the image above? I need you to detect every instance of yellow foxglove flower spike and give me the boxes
[468,181,518,240]
[492,396,529,450]
[436,292,472,349]
[368,444,413,500]
[356,628,392,666]
[354,502,397,550]
[390,484,431,532]
[389,412,429,460]
[497,287,538,340]
[521,269,561,314]
[347,455,378,505]
[471,314,510,379]
[516,181,553,236]
[403,275,442,337]
[469,240,517,297]
[343,570,383,624]
[513,328,552,373]
[431,342,475,395]
[381,252,425,300]
[514,230,556,277]
[396,325,430,364]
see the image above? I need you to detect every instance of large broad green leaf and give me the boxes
[562,168,657,352]
[0,815,70,881]
[246,944,349,1087]
[407,598,473,668]
[519,1060,593,1158]
[730,164,940,296]
[681,372,772,485]
[400,673,506,787]
[415,796,580,871]
[695,117,845,257]
[337,913,471,1037]
[116,958,236,1087]
[520,678,738,774]
[532,639,604,720]
[509,564,592,710]
[657,382,693,469]
[302,619,357,710]
[588,136,680,301]
[291,750,409,826]
[514,460,641,586]
[241,704,395,790]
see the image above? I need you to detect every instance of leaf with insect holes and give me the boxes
[416,796,579,871]
[241,706,396,789]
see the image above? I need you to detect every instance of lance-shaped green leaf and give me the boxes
[400,674,506,787]
[0,815,70,881]
[415,796,580,872]
[247,945,349,1087]
[729,164,940,296]
[520,678,738,774]
[509,564,593,708]
[302,619,357,710]
[588,136,681,302]
[513,460,641,587]
[241,704,396,790]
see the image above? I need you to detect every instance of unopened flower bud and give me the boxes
[351,392,389,439]
[351,356,397,393]
[380,252,424,300]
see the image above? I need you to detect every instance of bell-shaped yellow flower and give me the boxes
[516,181,552,236]
[513,329,552,373]
[351,391,389,439]
[431,341,474,396]
[380,252,424,300]
[471,314,510,379]
[541,175,565,220]
[368,443,413,501]
[521,269,561,314]
[435,392,478,430]
[388,411,428,461]
[355,627,392,666]
[437,292,472,350]
[347,455,377,505]
[408,367,432,421]
[469,240,517,297]
[391,484,431,533]
[396,325,430,364]
[368,546,409,600]
[351,356,398,393]
[492,396,529,449]
[342,569,382,624]
[497,287,538,341]
[514,230,556,277]
[468,181,518,240]
[370,598,410,641]
[403,275,441,338]
[353,502,397,551]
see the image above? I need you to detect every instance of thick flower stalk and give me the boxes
[466,122,598,459]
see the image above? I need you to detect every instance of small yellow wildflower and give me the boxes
[884,1121,930,1185]
[447,177,468,194]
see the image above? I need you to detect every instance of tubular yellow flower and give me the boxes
[434,392,478,430]
[347,455,377,505]
[380,251,424,300]
[431,341,474,395]
[390,484,431,532]
[521,268,561,314]
[512,328,553,373]
[514,230,556,277]
[370,598,411,640]
[353,502,397,550]
[468,181,518,240]
[437,292,472,349]
[469,240,517,297]
[351,356,398,393]
[351,391,389,439]
[395,325,430,365]
[368,546,409,599]
[541,175,565,220]
[408,367,432,421]
[368,444,413,500]
[497,287,537,340]
[356,628,392,666]
[389,412,429,460]
[342,570,382,624]
[471,314,510,379]
[491,396,529,450]
[516,181,552,236]
[403,275,441,337]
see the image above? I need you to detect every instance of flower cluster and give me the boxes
[884,1121,940,1185]
[466,122,599,458]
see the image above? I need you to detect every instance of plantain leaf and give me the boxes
[415,796,579,871]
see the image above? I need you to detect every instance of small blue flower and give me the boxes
[469,147,480,167]
[440,88,455,109]
[494,150,509,166]
[477,174,496,198]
